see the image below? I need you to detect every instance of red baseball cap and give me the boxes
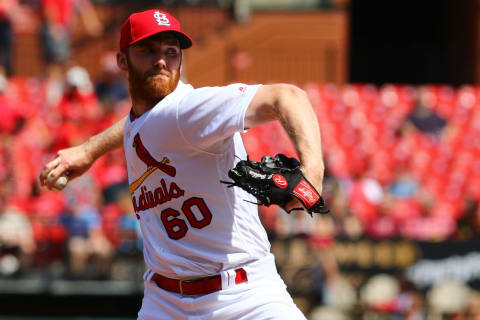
[120,9,193,52]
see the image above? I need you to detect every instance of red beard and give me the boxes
[128,63,180,103]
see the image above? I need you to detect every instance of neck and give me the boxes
[131,94,163,117]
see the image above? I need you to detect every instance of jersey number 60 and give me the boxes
[160,197,213,240]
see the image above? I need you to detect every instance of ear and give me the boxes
[117,51,128,71]
[179,54,183,71]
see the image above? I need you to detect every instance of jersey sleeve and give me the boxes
[176,83,261,153]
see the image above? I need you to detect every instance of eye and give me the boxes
[167,48,179,56]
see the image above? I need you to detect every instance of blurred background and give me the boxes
[1,0,480,319]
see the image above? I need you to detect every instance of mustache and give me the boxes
[145,69,171,78]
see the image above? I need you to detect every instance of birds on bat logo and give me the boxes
[129,133,184,215]
[130,133,177,194]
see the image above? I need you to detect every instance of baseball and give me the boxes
[48,173,68,191]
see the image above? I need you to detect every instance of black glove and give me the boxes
[222,154,329,216]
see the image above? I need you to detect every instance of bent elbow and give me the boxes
[273,84,308,109]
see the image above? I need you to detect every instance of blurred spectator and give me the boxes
[405,87,447,135]
[115,190,142,257]
[59,203,97,277]
[389,167,419,199]
[30,191,67,268]
[10,117,50,196]
[349,176,384,227]
[360,274,400,314]
[0,0,19,76]
[308,215,336,250]
[365,198,397,239]
[0,200,35,276]
[52,66,103,149]
[396,278,427,320]
[322,274,357,314]
[60,65,98,118]
[277,209,317,238]
[39,0,103,110]
[427,280,471,319]
[60,175,113,279]
[95,51,129,112]
[0,73,22,133]
[99,188,143,281]
[39,0,103,73]
[327,181,364,240]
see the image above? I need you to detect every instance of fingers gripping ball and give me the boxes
[222,154,329,216]
[48,173,69,191]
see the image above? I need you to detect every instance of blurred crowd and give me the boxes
[243,83,480,319]
[2,2,480,320]
[2,64,480,317]
[251,83,480,244]
[0,54,134,279]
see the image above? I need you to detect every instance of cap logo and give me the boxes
[154,11,170,26]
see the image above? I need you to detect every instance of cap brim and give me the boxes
[172,31,193,49]
[127,30,193,50]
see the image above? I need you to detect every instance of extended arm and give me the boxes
[40,116,126,190]
[245,84,325,195]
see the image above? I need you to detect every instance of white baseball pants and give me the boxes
[138,254,307,320]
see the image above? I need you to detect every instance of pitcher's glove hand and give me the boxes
[221,154,329,216]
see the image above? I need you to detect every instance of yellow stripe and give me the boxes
[129,167,158,194]
[128,157,170,195]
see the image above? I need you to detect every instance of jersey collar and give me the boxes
[129,108,139,121]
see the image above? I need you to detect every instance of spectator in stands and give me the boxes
[0,73,21,133]
[308,230,342,307]
[427,280,471,319]
[396,278,427,320]
[39,0,103,108]
[95,51,129,112]
[360,274,401,316]
[319,275,357,318]
[59,66,99,120]
[389,167,419,199]
[60,175,113,279]
[405,86,447,135]
[0,200,36,276]
[52,66,103,149]
[115,189,142,257]
[29,191,67,268]
[39,0,103,71]
[348,175,384,230]
[364,198,397,239]
[327,181,363,239]
[60,203,98,278]
[0,0,19,76]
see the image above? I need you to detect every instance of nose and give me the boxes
[153,54,167,69]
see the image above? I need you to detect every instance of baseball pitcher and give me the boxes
[40,9,326,320]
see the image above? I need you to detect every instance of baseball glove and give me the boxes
[221,154,329,216]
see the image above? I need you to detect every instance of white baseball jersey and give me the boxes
[123,80,270,279]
